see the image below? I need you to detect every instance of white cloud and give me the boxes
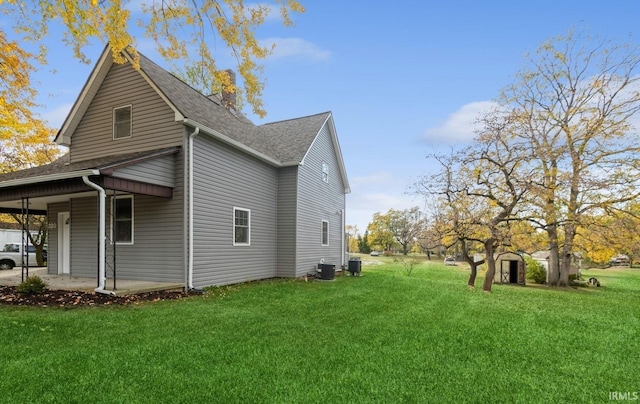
[351,171,394,188]
[424,101,499,144]
[347,192,422,234]
[260,37,331,62]
[42,103,73,129]
[346,171,423,233]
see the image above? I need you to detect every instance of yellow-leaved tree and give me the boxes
[1,0,305,118]
[0,30,60,173]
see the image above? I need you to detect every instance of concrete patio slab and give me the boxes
[0,267,184,296]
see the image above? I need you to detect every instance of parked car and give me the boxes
[0,243,42,270]
[444,256,456,266]
[370,251,380,256]
[610,255,630,266]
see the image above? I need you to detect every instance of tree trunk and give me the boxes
[559,221,577,286]
[482,239,496,292]
[546,224,561,286]
[468,264,478,287]
[461,240,481,288]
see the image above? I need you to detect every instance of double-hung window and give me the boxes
[113,105,132,139]
[234,207,251,246]
[321,162,329,183]
[321,220,329,246]
[112,195,134,244]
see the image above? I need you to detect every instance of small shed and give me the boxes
[532,250,580,282]
[493,252,526,285]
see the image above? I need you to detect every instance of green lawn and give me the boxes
[1,260,638,403]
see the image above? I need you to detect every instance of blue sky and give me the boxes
[4,1,640,232]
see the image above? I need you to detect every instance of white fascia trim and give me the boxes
[0,170,100,189]
[280,161,303,167]
[326,115,351,194]
[182,119,281,166]
[57,46,113,146]
[299,113,351,194]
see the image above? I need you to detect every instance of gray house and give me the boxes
[0,46,350,292]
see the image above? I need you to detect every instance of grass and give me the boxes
[1,259,639,403]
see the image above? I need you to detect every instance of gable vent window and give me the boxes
[113,105,132,139]
[233,207,251,246]
[322,162,329,183]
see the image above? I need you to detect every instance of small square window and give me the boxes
[113,105,132,139]
[234,208,251,246]
[322,162,329,183]
[321,220,329,246]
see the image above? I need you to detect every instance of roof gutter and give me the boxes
[81,175,115,297]
[182,118,282,167]
[0,170,100,189]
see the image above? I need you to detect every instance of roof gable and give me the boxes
[55,46,185,146]
[261,112,350,193]
[53,46,348,189]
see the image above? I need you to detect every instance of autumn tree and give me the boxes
[0,31,61,263]
[415,154,489,287]
[367,212,396,253]
[576,203,640,265]
[0,0,305,118]
[418,110,532,291]
[345,224,360,253]
[358,231,371,254]
[388,207,426,255]
[504,30,640,285]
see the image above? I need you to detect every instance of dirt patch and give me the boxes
[0,285,199,307]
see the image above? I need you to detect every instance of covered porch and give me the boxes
[0,267,183,296]
[0,148,185,294]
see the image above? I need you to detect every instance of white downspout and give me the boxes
[188,127,200,289]
[341,208,346,268]
[82,176,115,296]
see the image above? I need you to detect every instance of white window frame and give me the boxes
[321,220,329,246]
[233,207,251,246]
[321,162,329,183]
[113,105,132,139]
[111,195,134,245]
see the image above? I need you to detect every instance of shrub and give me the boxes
[393,257,422,276]
[17,275,47,294]
[525,257,547,284]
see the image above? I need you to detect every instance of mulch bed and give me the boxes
[0,285,200,307]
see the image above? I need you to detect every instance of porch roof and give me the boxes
[0,147,180,213]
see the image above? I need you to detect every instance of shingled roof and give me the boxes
[134,50,330,166]
[19,46,348,192]
[0,148,180,185]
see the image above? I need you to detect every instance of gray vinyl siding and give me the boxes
[46,202,70,275]
[105,192,184,282]
[276,166,298,277]
[295,123,346,276]
[191,134,278,288]
[66,194,185,282]
[70,61,183,163]
[70,197,99,278]
[111,154,176,187]
[62,151,185,282]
